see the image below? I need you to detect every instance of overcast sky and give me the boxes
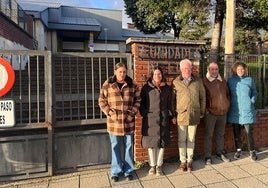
[18,0,132,28]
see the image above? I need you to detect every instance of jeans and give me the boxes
[204,113,227,158]
[109,134,134,177]
[177,125,197,163]
[233,123,255,151]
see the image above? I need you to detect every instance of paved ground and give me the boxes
[0,147,268,188]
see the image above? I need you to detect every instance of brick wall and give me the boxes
[0,13,33,49]
[194,113,268,158]
[128,38,268,162]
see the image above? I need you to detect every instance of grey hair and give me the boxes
[180,59,192,67]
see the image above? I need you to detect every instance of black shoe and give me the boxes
[205,157,212,165]
[216,153,230,162]
[250,150,258,161]
[156,166,163,176]
[111,176,118,182]
[126,174,133,181]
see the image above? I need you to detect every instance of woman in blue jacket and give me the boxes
[227,62,257,161]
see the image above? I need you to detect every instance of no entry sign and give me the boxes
[0,57,15,97]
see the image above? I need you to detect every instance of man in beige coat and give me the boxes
[171,59,206,172]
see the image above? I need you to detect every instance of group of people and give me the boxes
[98,59,258,182]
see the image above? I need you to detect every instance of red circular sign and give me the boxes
[0,57,15,97]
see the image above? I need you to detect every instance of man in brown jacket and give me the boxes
[171,59,206,172]
[203,62,230,165]
[98,62,141,182]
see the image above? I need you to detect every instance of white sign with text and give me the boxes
[0,99,15,127]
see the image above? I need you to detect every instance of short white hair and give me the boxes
[180,59,192,67]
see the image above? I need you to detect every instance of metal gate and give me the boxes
[0,50,132,181]
[0,50,53,181]
[52,53,132,173]
[52,52,132,126]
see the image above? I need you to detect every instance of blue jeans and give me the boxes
[109,134,134,177]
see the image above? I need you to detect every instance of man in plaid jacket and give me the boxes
[98,62,141,182]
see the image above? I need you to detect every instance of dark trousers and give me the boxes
[204,113,227,158]
[233,123,255,151]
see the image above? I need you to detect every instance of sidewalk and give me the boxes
[0,147,268,188]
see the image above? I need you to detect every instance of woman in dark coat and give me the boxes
[140,66,174,176]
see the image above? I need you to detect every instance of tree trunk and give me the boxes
[174,27,181,39]
[210,0,225,63]
[172,16,181,39]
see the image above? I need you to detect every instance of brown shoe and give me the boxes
[187,162,193,172]
[179,162,187,172]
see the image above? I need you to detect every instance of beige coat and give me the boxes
[171,75,206,126]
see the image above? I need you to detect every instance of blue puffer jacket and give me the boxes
[227,75,257,124]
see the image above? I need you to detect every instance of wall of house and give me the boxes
[34,20,47,50]
[0,13,33,49]
[129,39,268,162]
[0,36,27,50]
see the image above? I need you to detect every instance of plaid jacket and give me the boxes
[98,75,141,136]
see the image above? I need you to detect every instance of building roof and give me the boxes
[122,29,156,38]
[17,0,60,11]
[47,16,101,31]
[17,1,175,41]
[121,29,175,41]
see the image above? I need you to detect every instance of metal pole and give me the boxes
[224,0,236,79]
[104,28,108,53]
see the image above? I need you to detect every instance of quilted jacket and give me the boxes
[227,75,257,124]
